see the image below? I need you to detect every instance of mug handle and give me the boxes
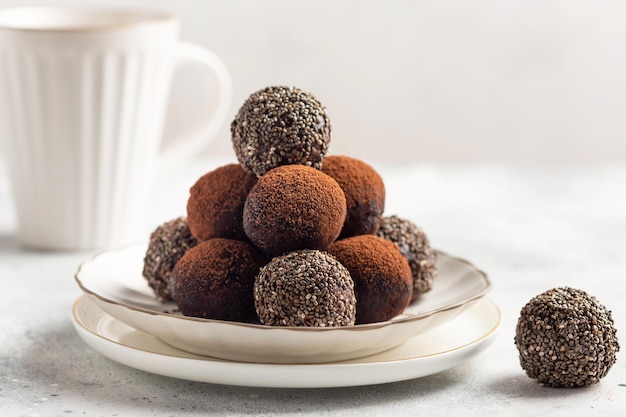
[159,42,232,168]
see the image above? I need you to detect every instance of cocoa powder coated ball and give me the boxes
[328,235,413,324]
[142,217,197,301]
[170,238,266,323]
[376,215,437,300]
[231,86,332,178]
[243,165,347,258]
[254,249,356,327]
[186,164,257,242]
[321,155,385,238]
[515,287,619,388]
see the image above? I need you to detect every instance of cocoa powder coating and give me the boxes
[230,86,332,178]
[328,235,412,324]
[186,164,257,242]
[243,165,347,258]
[321,155,385,238]
[142,217,197,301]
[515,287,619,388]
[170,238,266,323]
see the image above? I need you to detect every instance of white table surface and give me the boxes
[1,157,624,416]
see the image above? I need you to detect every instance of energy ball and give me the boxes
[243,165,347,258]
[254,250,356,327]
[186,163,257,242]
[231,86,332,177]
[142,217,197,301]
[515,287,619,388]
[376,215,437,300]
[321,155,385,238]
[328,235,413,324]
[170,238,266,323]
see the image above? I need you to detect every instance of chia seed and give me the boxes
[377,215,437,299]
[253,250,356,327]
[514,287,619,388]
[142,217,197,301]
[231,86,332,178]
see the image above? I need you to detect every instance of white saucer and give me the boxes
[75,244,492,363]
[72,294,501,388]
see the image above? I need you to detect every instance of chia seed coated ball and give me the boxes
[254,250,356,327]
[514,287,619,388]
[376,215,437,300]
[186,163,257,242]
[170,238,266,323]
[328,235,413,324]
[243,165,347,258]
[321,155,385,238]
[142,217,197,301]
[231,86,332,178]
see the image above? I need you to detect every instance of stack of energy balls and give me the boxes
[143,86,437,327]
[141,85,619,387]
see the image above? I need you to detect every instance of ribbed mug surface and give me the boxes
[0,8,178,250]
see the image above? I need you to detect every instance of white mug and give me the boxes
[0,6,231,250]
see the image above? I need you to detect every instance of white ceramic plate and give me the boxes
[72,295,501,388]
[74,244,491,363]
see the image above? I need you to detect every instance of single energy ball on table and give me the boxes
[376,215,437,300]
[142,217,197,301]
[254,249,356,327]
[170,238,266,323]
[186,163,257,242]
[231,85,332,178]
[514,287,619,388]
[243,164,347,258]
[328,235,413,324]
[321,155,385,238]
